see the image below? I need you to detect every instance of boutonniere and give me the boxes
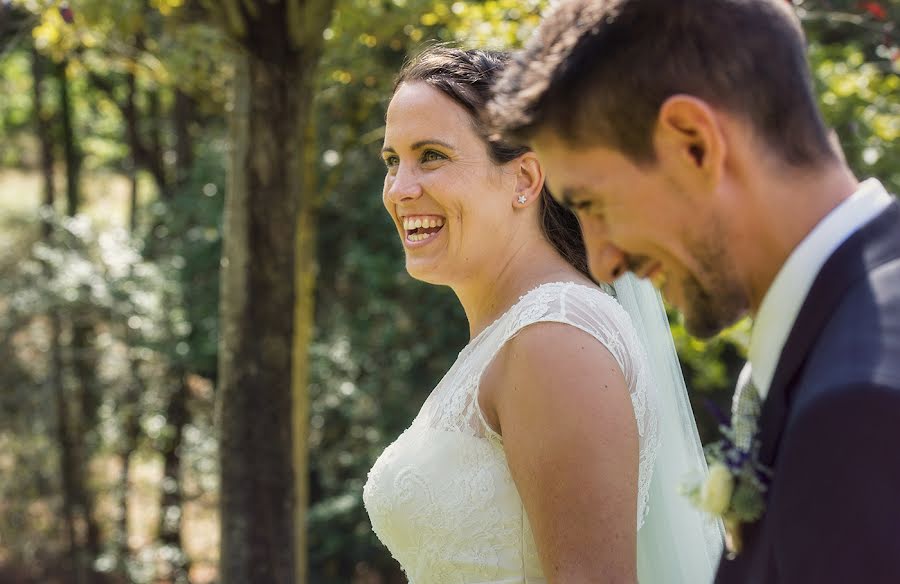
[681,380,773,558]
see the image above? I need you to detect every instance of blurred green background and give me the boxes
[0,0,896,582]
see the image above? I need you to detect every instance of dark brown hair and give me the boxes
[394,47,591,279]
[488,0,836,166]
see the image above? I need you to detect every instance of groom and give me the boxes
[488,0,900,582]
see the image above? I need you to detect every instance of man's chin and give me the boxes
[675,272,749,339]
[682,302,748,339]
[683,316,727,340]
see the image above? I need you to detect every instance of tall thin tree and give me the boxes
[209,1,333,582]
[56,55,103,584]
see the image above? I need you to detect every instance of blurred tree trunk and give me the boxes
[157,371,192,584]
[174,90,194,188]
[33,45,85,584]
[58,59,80,217]
[70,322,102,575]
[152,85,198,584]
[148,88,168,198]
[109,60,143,579]
[83,48,168,200]
[57,55,103,584]
[126,67,140,232]
[115,368,141,575]
[215,1,333,582]
[292,106,319,584]
[32,47,55,236]
[52,314,84,584]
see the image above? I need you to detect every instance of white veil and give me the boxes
[612,273,724,583]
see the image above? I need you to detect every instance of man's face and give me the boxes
[532,131,748,338]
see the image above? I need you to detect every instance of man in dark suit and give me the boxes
[488,0,900,581]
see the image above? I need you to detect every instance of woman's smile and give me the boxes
[400,214,446,246]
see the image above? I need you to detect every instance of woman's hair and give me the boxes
[394,47,592,281]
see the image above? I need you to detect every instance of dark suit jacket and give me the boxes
[715,200,900,584]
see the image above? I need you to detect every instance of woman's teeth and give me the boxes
[402,217,444,230]
[402,216,445,243]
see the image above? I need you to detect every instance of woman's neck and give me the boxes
[453,238,591,339]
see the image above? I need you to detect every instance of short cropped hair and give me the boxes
[488,0,836,166]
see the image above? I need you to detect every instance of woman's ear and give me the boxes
[513,151,545,207]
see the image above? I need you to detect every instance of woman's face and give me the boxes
[382,82,517,286]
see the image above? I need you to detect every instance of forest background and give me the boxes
[0,0,896,582]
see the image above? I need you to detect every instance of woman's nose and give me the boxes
[385,164,423,203]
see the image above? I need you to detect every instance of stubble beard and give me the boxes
[680,239,748,339]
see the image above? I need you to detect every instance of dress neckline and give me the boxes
[464,280,589,349]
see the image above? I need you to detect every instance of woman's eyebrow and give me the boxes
[381,139,456,154]
[410,139,455,150]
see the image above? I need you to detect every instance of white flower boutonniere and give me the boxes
[699,463,734,515]
[681,377,772,558]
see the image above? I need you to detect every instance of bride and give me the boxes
[363,47,722,583]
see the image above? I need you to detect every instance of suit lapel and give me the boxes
[756,201,900,465]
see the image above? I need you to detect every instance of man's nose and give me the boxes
[579,216,628,283]
[587,243,629,284]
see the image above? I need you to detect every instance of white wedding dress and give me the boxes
[363,282,660,583]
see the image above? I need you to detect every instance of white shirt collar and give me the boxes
[748,178,893,399]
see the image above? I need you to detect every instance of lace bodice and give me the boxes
[363,282,660,583]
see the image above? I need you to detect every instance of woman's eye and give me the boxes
[383,155,399,168]
[421,150,445,163]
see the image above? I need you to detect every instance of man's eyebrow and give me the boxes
[561,188,579,210]
[560,187,601,211]
[381,139,455,154]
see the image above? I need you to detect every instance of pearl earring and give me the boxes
[517,194,527,204]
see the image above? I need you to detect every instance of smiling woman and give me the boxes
[361,47,721,584]
[379,50,590,293]
[380,81,524,287]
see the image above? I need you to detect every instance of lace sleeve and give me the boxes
[554,284,650,391]
[485,282,660,527]
[553,284,660,528]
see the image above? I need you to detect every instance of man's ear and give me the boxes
[513,151,545,207]
[654,95,727,190]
